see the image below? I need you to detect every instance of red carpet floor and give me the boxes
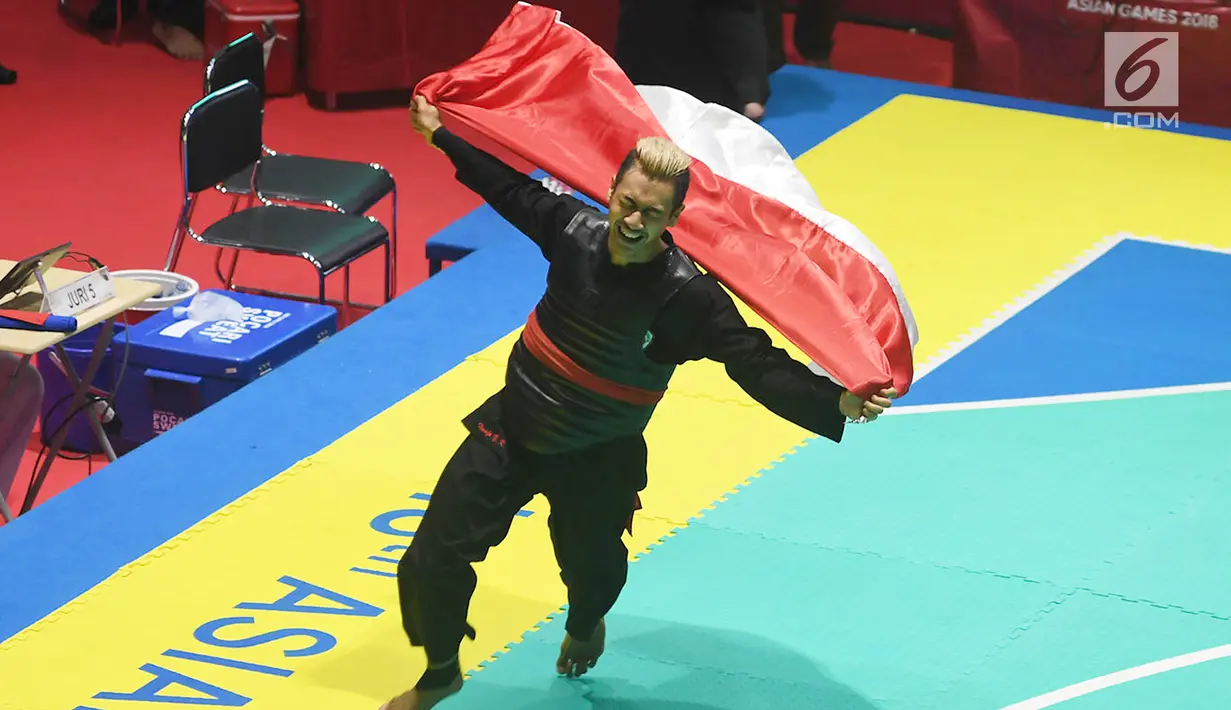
[0,1,951,520]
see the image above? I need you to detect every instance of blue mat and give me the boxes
[0,237,547,641]
[905,239,1231,405]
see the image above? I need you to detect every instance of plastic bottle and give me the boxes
[172,292,247,323]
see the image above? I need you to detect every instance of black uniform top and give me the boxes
[432,127,847,449]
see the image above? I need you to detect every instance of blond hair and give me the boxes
[633,137,692,180]
[615,136,693,210]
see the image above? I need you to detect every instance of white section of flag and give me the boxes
[635,84,919,351]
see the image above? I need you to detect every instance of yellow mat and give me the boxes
[4,95,1230,710]
[0,357,812,709]
[799,95,1231,375]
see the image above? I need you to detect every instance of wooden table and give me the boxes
[0,261,161,521]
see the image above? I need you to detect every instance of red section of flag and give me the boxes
[416,2,913,398]
[0,310,51,326]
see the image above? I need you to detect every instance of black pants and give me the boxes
[616,0,771,111]
[90,0,204,38]
[149,0,204,38]
[698,0,773,107]
[397,427,647,663]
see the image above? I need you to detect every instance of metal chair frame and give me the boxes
[164,81,391,326]
[163,33,399,318]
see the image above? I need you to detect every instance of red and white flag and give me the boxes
[416,2,918,399]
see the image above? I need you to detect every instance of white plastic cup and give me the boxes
[110,269,201,324]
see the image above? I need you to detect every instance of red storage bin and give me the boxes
[300,0,616,109]
[204,0,301,96]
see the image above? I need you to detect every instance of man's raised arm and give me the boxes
[409,96,587,261]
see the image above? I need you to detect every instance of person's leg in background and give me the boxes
[762,0,789,73]
[616,0,718,104]
[87,0,139,31]
[147,0,206,60]
[794,0,842,68]
[694,0,773,120]
[615,0,768,118]
[84,0,204,59]
[0,354,44,510]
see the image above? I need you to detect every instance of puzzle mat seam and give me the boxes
[683,521,1231,623]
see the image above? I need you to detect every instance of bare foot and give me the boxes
[379,674,463,710]
[151,20,204,60]
[743,102,766,122]
[557,617,606,678]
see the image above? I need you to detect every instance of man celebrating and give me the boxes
[384,96,896,710]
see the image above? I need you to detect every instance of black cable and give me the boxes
[24,387,128,511]
[63,249,133,397]
[38,247,132,454]
[22,249,134,512]
[38,391,81,450]
[39,326,129,461]
[36,396,104,460]
[24,394,108,513]
[65,251,105,271]
[38,370,115,458]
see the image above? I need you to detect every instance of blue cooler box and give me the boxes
[113,290,336,447]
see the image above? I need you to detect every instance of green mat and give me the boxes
[444,390,1231,709]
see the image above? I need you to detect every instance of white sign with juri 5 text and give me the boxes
[47,267,116,316]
